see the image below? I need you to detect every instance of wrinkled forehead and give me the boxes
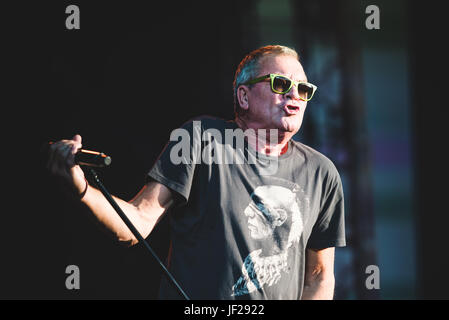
[258,54,307,82]
[252,185,296,206]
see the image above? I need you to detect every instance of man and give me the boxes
[47,45,346,299]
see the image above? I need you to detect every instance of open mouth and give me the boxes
[283,104,300,115]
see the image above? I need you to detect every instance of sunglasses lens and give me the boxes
[298,83,314,100]
[272,76,291,93]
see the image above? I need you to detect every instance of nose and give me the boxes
[245,204,255,218]
[285,84,302,102]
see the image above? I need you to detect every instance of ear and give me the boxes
[237,85,250,111]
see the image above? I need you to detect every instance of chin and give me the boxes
[280,118,301,134]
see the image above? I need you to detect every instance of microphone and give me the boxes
[75,149,112,167]
[45,142,112,167]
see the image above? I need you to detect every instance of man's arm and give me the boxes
[301,247,336,300]
[47,135,174,246]
[81,180,173,246]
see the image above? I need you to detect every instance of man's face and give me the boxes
[242,54,309,134]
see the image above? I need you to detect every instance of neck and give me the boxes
[235,117,292,156]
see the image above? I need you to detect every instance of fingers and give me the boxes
[72,134,82,153]
[46,135,88,198]
[46,135,83,174]
[47,141,72,175]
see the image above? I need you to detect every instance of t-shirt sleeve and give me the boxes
[307,166,346,249]
[147,120,201,204]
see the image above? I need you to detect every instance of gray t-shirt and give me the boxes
[148,117,346,300]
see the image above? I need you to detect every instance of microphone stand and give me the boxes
[87,168,190,300]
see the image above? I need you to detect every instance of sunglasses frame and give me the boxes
[244,73,317,101]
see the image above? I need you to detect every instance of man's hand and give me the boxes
[47,134,86,197]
